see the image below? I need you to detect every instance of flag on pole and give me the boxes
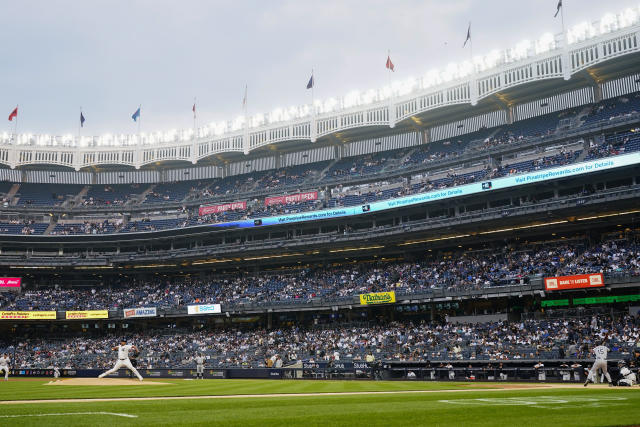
[242,85,247,108]
[80,112,85,127]
[385,54,394,72]
[8,107,17,121]
[132,107,141,122]
[554,0,562,18]
[463,23,471,47]
[306,73,314,89]
[192,103,196,119]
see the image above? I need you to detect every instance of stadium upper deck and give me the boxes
[0,7,639,171]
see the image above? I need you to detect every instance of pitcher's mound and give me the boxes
[46,377,170,386]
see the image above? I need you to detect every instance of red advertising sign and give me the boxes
[544,273,604,291]
[265,191,318,207]
[198,201,246,216]
[0,277,21,289]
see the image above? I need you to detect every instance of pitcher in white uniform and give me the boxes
[584,343,612,386]
[0,353,9,381]
[98,340,143,381]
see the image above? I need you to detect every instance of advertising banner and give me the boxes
[123,307,157,318]
[302,361,371,370]
[544,273,604,291]
[265,191,318,207]
[65,310,109,319]
[187,304,222,315]
[0,277,21,289]
[0,311,57,320]
[359,291,396,305]
[198,201,246,216]
[210,152,640,230]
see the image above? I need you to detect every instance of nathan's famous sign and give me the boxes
[359,291,396,305]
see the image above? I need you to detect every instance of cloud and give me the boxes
[0,0,637,135]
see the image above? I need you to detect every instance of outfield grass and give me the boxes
[0,378,487,400]
[1,380,639,426]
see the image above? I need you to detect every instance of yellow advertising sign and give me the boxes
[359,291,396,305]
[0,311,57,320]
[65,310,109,319]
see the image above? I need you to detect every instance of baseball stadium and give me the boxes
[2,1,640,425]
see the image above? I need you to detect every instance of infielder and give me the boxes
[616,360,637,386]
[195,353,205,379]
[98,339,143,381]
[53,367,60,379]
[0,353,9,381]
[584,341,612,386]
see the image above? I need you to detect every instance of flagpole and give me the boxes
[244,85,248,117]
[387,49,392,91]
[469,22,474,66]
[560,2,566,45]
[78,107,81,141]
[242,84,249,154]
[137,104,141,136]
[14,105,18,144]
[193,97,197,139]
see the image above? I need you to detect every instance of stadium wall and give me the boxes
[602,72,640,100]
[514,87,594,121]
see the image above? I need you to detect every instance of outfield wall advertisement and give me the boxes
[123,307,157,318]
[544,273,604,291]
[65,310,109,319]
[0,311,57,320]
[209,152,640,230]
[187,304,222,315]
[198,201,247,216]
[360,291,396,305]
[265,191,318,206]
[0,277,21,289]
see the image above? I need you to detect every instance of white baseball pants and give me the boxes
[99,358,143,380]
[0,366,8,380]
[588,359,611,383]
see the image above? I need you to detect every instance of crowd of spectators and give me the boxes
[2,314,639,369]
[51,220,118,235]
[1,234,637,311]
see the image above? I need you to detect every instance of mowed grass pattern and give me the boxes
[1,380,639,426]
[0,379,489,401]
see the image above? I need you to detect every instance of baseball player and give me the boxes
[559,363,571,381]
[98,339,143,381]
[446,363,455,380]
[570,362,582,381]
[584,340,612,386]
[53,367,60,379]
[0,353,9,381]
[616,360,637,386]
[534,361,545,381]
[195,353,205,379]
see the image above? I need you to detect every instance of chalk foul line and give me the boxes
[0,411,137,419]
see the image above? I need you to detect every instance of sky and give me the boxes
[0,0,638,136]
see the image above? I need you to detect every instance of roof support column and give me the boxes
[388,97,396,128]
[562,33,572,81]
